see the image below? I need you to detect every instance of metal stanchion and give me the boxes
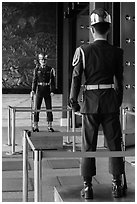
[11,108,16,154]
[23,130,28,202]
[72,110,76,152]
[122,108,128,192]
[34,150,40,202]
[8,106,11,146]
[6,108,17,155]
[4,106,12,147]
[122,108,127,151]
[65,109,72,144]
[81,114,84,152]
[39,151,42,202]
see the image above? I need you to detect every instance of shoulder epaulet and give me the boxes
[72,47,85,69]
[72,47,81,67]
[51,67,56,76]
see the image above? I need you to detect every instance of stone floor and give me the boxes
[2,94,135,202]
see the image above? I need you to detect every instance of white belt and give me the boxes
[38,82,50,86]
[85,84,114,90]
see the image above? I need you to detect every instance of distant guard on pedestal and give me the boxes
[30,52,55,132]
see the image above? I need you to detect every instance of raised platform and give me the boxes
[54,183,135,202]
[29,131,63,150]
[54,158,135,202]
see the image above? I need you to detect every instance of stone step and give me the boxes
[54,183,135,202]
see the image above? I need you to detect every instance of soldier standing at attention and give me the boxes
[31,53,55,132]
[69,8,125,199]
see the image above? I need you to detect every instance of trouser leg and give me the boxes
[34,95,43,122]
[44,95,53,122]
[81,114,100,177]
[101,113,124,176]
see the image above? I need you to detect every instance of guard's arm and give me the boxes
[114,48,124,107]
[50,68,56,94]
[32,67,38,94]
[69,47,84,112]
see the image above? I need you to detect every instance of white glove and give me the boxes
[30,91,35,98]
[75,111,82,116]
[50,92,54,97]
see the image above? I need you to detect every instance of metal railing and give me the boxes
[7,105,135,155]
[7,106,73,154]
[22,108,135,202]
[122,108,135,150]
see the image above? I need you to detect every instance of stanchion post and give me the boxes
[122,108,128,192]
[39,151,42,202]
[122,108,127,151]
[34,150,40,202]
[81,114,84,152]
[23,130,28,202]
[72,110,76,152]
[8,106,11,146]
[67,109,70,132]
[11,108,16,154]
[66,109,71,143]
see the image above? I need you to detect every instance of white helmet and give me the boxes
[38,53,48,60]
[90,8,111,26]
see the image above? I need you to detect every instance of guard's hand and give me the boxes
[30,91,35,98]
[50,92,54,97]
[75,111,82,116]
[68,99,80,112]
[72,103,80,112]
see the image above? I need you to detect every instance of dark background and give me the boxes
[2,2,57,93]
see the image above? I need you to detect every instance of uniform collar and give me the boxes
[93,39,108,45]
[94,38,107,41]
[40,64,46,68]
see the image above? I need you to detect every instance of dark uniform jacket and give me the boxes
[70,40,124,114]
[32,64,55,96]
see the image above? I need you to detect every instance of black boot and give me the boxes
[48,127,54,132]
[112,175,123,198]
[81,177,93,199]
[33,128,39,132]
[33,122,39,132]
[48,122,54,132]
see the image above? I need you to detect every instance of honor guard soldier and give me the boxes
[31,53,55,132]
[69,8,125,199]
